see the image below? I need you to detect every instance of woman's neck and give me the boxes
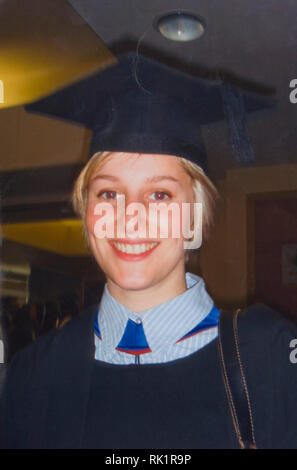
[107,268,188,313]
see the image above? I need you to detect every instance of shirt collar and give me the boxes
[98,272,214,354]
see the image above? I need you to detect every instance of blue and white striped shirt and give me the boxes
[94,272,219,365]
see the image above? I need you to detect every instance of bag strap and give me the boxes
[218,308,257,449]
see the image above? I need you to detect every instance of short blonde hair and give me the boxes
[72,151,219,243]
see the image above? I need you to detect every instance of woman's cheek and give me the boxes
[86,201,117,240]
[85,202,98,238]
[156,202,186,242]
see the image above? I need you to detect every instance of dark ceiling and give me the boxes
[67,0,297,177]
[69,0,296,86]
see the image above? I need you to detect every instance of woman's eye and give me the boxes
[98,190,118,200]
[149,191,170,201]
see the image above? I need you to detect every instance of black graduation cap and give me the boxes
[25,52,274,173]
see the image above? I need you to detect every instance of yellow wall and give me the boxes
[0,0,115,109]
[2,219,89,256]
[0,0,115,171]
[0,105,91,170]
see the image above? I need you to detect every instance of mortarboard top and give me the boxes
[25,52,274,174]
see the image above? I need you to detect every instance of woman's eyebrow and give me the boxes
[90,174,119,182]
[145,175,180,184]
[91,174,181,184]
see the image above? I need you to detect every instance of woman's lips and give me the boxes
[109,240,159,262]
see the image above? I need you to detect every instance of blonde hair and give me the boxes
[72,151,219,244]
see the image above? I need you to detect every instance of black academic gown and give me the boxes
[0,303,297,449]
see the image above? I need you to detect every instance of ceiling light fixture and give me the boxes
[156,12,205,42]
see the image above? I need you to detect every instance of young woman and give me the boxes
[1,148,297,449]
[1,52,297,449]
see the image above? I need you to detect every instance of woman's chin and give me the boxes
[110,271,156,291]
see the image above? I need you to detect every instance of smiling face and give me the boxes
[85,152,195,292]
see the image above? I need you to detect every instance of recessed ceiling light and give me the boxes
[156,12,205,42]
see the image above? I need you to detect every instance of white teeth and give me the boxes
[113,242,158,254]
[127,244,133,254]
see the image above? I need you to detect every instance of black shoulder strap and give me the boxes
[218,309,257,449]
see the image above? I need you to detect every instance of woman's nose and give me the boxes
[111,194,146,237]
[125,199,148,237]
